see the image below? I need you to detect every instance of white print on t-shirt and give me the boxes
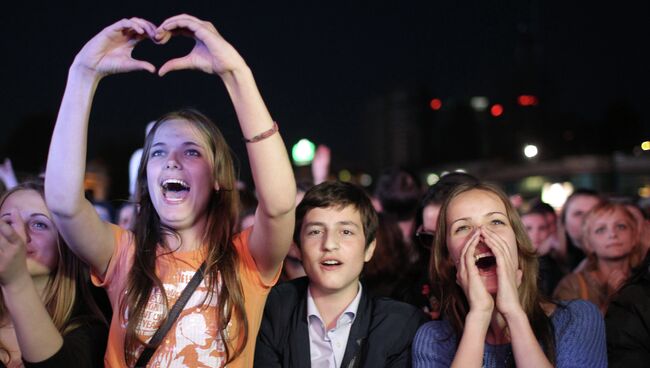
[125,270,226,367]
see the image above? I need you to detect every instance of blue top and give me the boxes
[412,300,607,368]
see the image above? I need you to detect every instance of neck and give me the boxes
[163,217,208,252]
[310,283,359,330]
[486,310,510,345]
[32,275,50,299]
[596,258,630,280]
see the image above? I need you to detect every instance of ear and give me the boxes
[214,181,220,191]
[364,239,377,262]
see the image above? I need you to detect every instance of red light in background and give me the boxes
[490,104,503,117]
[430,98,442,110]
[517,95,538,106]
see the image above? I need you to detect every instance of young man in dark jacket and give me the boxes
[255,181,427,368]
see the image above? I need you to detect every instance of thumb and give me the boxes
[123,59,156,74]
[158,56,192,77]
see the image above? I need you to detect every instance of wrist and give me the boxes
[466,310,492,327]
[501,305,527,323]
[219,64,253,87]
[0,273,34,296]
[68,63,103,85]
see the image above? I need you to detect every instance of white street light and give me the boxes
[523,144,538,159]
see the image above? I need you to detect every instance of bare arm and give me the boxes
[483,227,553,368]
[0,219,62,362]
[451,229,493,367]
[45,18,157,274]
[157,15,296,282]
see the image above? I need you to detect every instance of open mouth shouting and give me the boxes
[161,178,191,203]
[474,243,497,274]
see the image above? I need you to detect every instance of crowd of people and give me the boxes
[0,14,648,368]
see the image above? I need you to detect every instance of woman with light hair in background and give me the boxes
[554,201,642,314]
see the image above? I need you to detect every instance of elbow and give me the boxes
[259,187,297,218]
[44,190,82,219]
[262,201,296,219]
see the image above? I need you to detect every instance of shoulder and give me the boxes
[412,320,457,362]
[413,319,455,344]
[268,277,309,302]
[263,277,309,319]
[553,301,607,367]
[612,277,650,306]
[553,299,602,327]
[370,297,428,330]
[552,300,605,348]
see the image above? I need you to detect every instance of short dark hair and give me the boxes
[560,188,601,225]
[295,181,378,248]
[421,172,479,207]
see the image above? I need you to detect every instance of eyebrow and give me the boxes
[303,221,361,228]
[152,141,202,147]
[450,211,507,226]
[0,213,51,220]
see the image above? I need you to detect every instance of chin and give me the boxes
[482,276,499,295]
[26,262,54,278]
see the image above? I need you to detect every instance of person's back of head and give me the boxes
[373,167,422,221]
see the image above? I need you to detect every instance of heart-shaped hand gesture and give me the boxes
[71,14,247,79]
[156,14,247,77]
[72,17,157,77]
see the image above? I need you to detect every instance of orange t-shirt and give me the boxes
[92,225,278,368]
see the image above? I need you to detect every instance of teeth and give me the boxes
[322,260,340,265]
[161,179,190,191]
[474,253,492,261]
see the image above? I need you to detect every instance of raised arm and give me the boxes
[157,15,296,282]
[45,18,156,274]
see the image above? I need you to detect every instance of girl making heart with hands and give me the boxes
[412,183,607,367]
[46,15,295,368]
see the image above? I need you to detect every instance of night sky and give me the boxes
[1,1,648,198]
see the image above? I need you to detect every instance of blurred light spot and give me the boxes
[542,182,574,209]
[359,173,372,187]
[430,98,442,111]
[291,139,315,166]
[470,96,489,111]
[524,144,538,158]
[427,173,440,186]
[338,169,352,182]
[517,95,538,106]
[641,141,650,151]
[490,104,503,117]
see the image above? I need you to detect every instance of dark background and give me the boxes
[1,1,648,200]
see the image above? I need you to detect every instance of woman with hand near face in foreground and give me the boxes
[412,183,606,367]
[0,181,106,368]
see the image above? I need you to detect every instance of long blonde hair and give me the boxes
[0,181,105,363]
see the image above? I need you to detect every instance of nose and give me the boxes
[321,233,339,251]
[608,226,619,238]
[165,152,181,170]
